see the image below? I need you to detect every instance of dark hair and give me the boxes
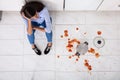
[20,1,45,18]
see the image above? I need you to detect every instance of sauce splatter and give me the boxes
[84,59,92,71]
[68,49,72,52]
[88,65,92,70]
[95,53,100,58]
[66,38,80,52]
[84,62,89,66]
[76,58,79,61]
[64,30,68,33]
[68,38,70,41]
[60,35,63,38]
[88,48,100,58]
[88,48,95,54]
[84,32,87,35]
[76,27,79,30]
[68,56,72,59]
[72,55,75,57]
[66,44,73,48]
[57,55,60,58]
[60,28,101,72]
[97,31,102,35]
[64,33,69,37]
[64,30,69,37]
[84,59,88,63]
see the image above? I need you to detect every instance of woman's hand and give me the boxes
[21,12,31,21]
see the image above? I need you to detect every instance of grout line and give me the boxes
[1,55,120,56]
[54,24,120,25]
[22,25,25,80]
[96,0,104,11]
[0,71,120,72]
[0,23,24,25]
[54,26,57,80]
[63,0,65,11]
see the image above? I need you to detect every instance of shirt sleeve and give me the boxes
[22,17,28,27]
[44,22,52,33]
[40,7,52,33]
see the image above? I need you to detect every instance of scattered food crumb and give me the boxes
[68,49,72,52]
[66,38,80,52]
[64,30,69,37]
[76,27,79,30]
[84,59,88,63]
[88,65,92,70]
[88,48,95,54]
[95,53,100,58]
[97,31,102,35]
[64,33,69,37]
[84,32,87,35]
[64,30,68,33]
[77,41,80,44]
[84,62,89,66]
[72,55,75,57]
[84,59,92,71]
[69,56,72,59]
[60,35,63,38]
[88,48,100,58]
[66,44,73,48]
[68,38,70,41]
[57,55,60,58]
[76,58,79,61]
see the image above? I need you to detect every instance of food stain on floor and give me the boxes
[66,38,80,52]
[58,27,103,72]
[76,27,79,31]
[57,55,60,58]
[97,31,102,35]
[64,30,69,37]
[84,59,92,71]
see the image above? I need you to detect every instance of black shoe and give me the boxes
[44,44,52,55]
[32,45,41,55]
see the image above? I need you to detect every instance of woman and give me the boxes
[20,1,52,55]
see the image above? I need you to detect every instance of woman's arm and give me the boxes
[33,27,45,32]
[27,19,33,35]
[21,13,33,35]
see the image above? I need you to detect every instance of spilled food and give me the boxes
[58,27,102,72]
[66,38,80,52]
[57,55,60,58]
[88,48,100,58]
[97,31,102,35]
[64,30,69,37]
[84,59,92,71]
[76,27,79,31]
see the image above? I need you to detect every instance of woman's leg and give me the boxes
[39,17,53,45]
[26,21,41,55]
[27,21,38,48]
[27,30,35,48]
[45,31,53,45]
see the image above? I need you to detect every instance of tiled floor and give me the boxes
[0,11,120,80]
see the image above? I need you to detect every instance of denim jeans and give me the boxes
[27,19,52,45]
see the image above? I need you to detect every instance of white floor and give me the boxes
[0,11,120,80]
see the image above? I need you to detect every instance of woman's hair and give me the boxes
[20,1,45,19]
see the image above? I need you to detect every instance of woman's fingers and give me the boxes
[22,12,30,20]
